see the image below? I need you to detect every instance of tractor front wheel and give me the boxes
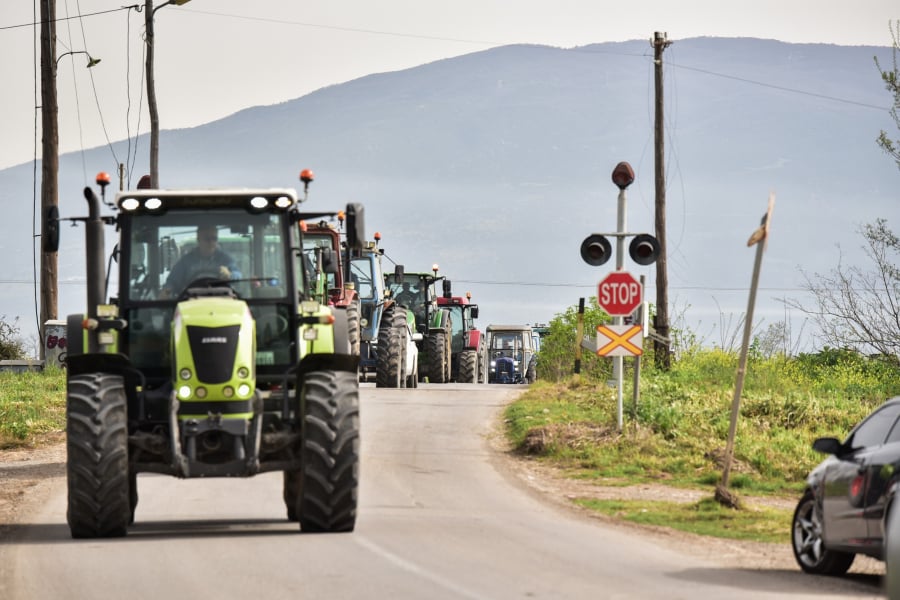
[66,373,131,538]
[426,332,448,383]
[346,300,361,357]
[291,369,360,532]
[458,350,478,383]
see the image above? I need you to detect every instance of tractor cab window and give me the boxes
[302,233,338,295]
[388,275,425,308]
[349,257,375,300]
[491,333,524,361]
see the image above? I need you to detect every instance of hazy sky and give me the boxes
[0,1,896,171]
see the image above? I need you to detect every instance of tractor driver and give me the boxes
[393,281,420,307]
[161,224,241,298]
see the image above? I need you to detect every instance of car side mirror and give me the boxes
[812,437,843,456]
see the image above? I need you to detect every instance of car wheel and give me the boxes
[791,490,855,575]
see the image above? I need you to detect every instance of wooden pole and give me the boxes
[717,194,775,508]
[39,0,59,360]
[652,32,672,370]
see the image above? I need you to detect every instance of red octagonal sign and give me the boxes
[597,271,642,316]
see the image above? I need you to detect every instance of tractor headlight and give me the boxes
[177,385,192,399]
[195,387,208,399]
[223,386,235,398]
[179,368,192,380]
[237,367,249,379]
[237,384,252,397]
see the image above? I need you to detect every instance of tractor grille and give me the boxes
[186,325,240,383]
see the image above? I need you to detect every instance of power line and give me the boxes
[667,60,887,111]
[0,5,138,30]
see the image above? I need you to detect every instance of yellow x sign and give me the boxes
[596,324,643,357]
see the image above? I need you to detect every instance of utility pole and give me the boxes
[39,0,59,359]
[652,31,672,370]
[145,0,161,188]
[145,0,191,188]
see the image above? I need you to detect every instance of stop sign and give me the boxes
[597,271,642,316]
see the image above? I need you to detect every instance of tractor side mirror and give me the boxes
[442,279,452,298]
[321,248,338,274]
[345,203,365,251]
[393,264,404,284]
[471,306,479,319]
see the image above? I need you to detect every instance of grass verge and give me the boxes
[0,368,66,449]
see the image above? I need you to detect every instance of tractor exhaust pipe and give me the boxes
[83,186,106,353]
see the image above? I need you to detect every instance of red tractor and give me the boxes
[436,290,486,383]
[296,171,361,355]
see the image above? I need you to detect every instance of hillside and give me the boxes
[0,37,895,351]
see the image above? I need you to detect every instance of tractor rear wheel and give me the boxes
[66,373,131,538]
[458,350,478,383]
[293,369,359,532]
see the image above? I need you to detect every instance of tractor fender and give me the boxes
[428,307,451,333]
[296,307,359,376]
[465,329,482,351]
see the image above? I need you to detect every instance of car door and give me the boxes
[822,402,900,548]
[862,417,900,544]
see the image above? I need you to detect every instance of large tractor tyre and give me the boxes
[292,369,360,532]
[458,350,478,384]
[375,305,404,388]
[66,373,131,539]
[346,300,361,357]
[425,332,448,383]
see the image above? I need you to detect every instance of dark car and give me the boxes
[793,396,900,575]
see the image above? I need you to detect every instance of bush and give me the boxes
[0,316,27,360]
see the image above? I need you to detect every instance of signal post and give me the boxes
[580,162,660,430]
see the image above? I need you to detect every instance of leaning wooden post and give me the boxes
[716,193,775,508]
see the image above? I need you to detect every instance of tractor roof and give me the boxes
[437,296,471,306]
[116,188,299,212]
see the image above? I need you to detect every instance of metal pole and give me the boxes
[632,275,645,418]
[614,187,626,431]
[574,297,584,377]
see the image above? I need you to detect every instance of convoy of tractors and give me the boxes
[48,170,539,539]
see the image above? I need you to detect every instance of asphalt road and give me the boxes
[0,384,886,599]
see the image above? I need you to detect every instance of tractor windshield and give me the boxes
[126,210,290,301]
[121,208,296,377]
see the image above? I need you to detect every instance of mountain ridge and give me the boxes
[0,37,895,352]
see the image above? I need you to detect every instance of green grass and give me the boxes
[507,350,900,542]
[575,497,793,543]
[0,367,66,448]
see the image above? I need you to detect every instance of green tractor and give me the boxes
[385,266,452,383]
[56,179,364,538]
